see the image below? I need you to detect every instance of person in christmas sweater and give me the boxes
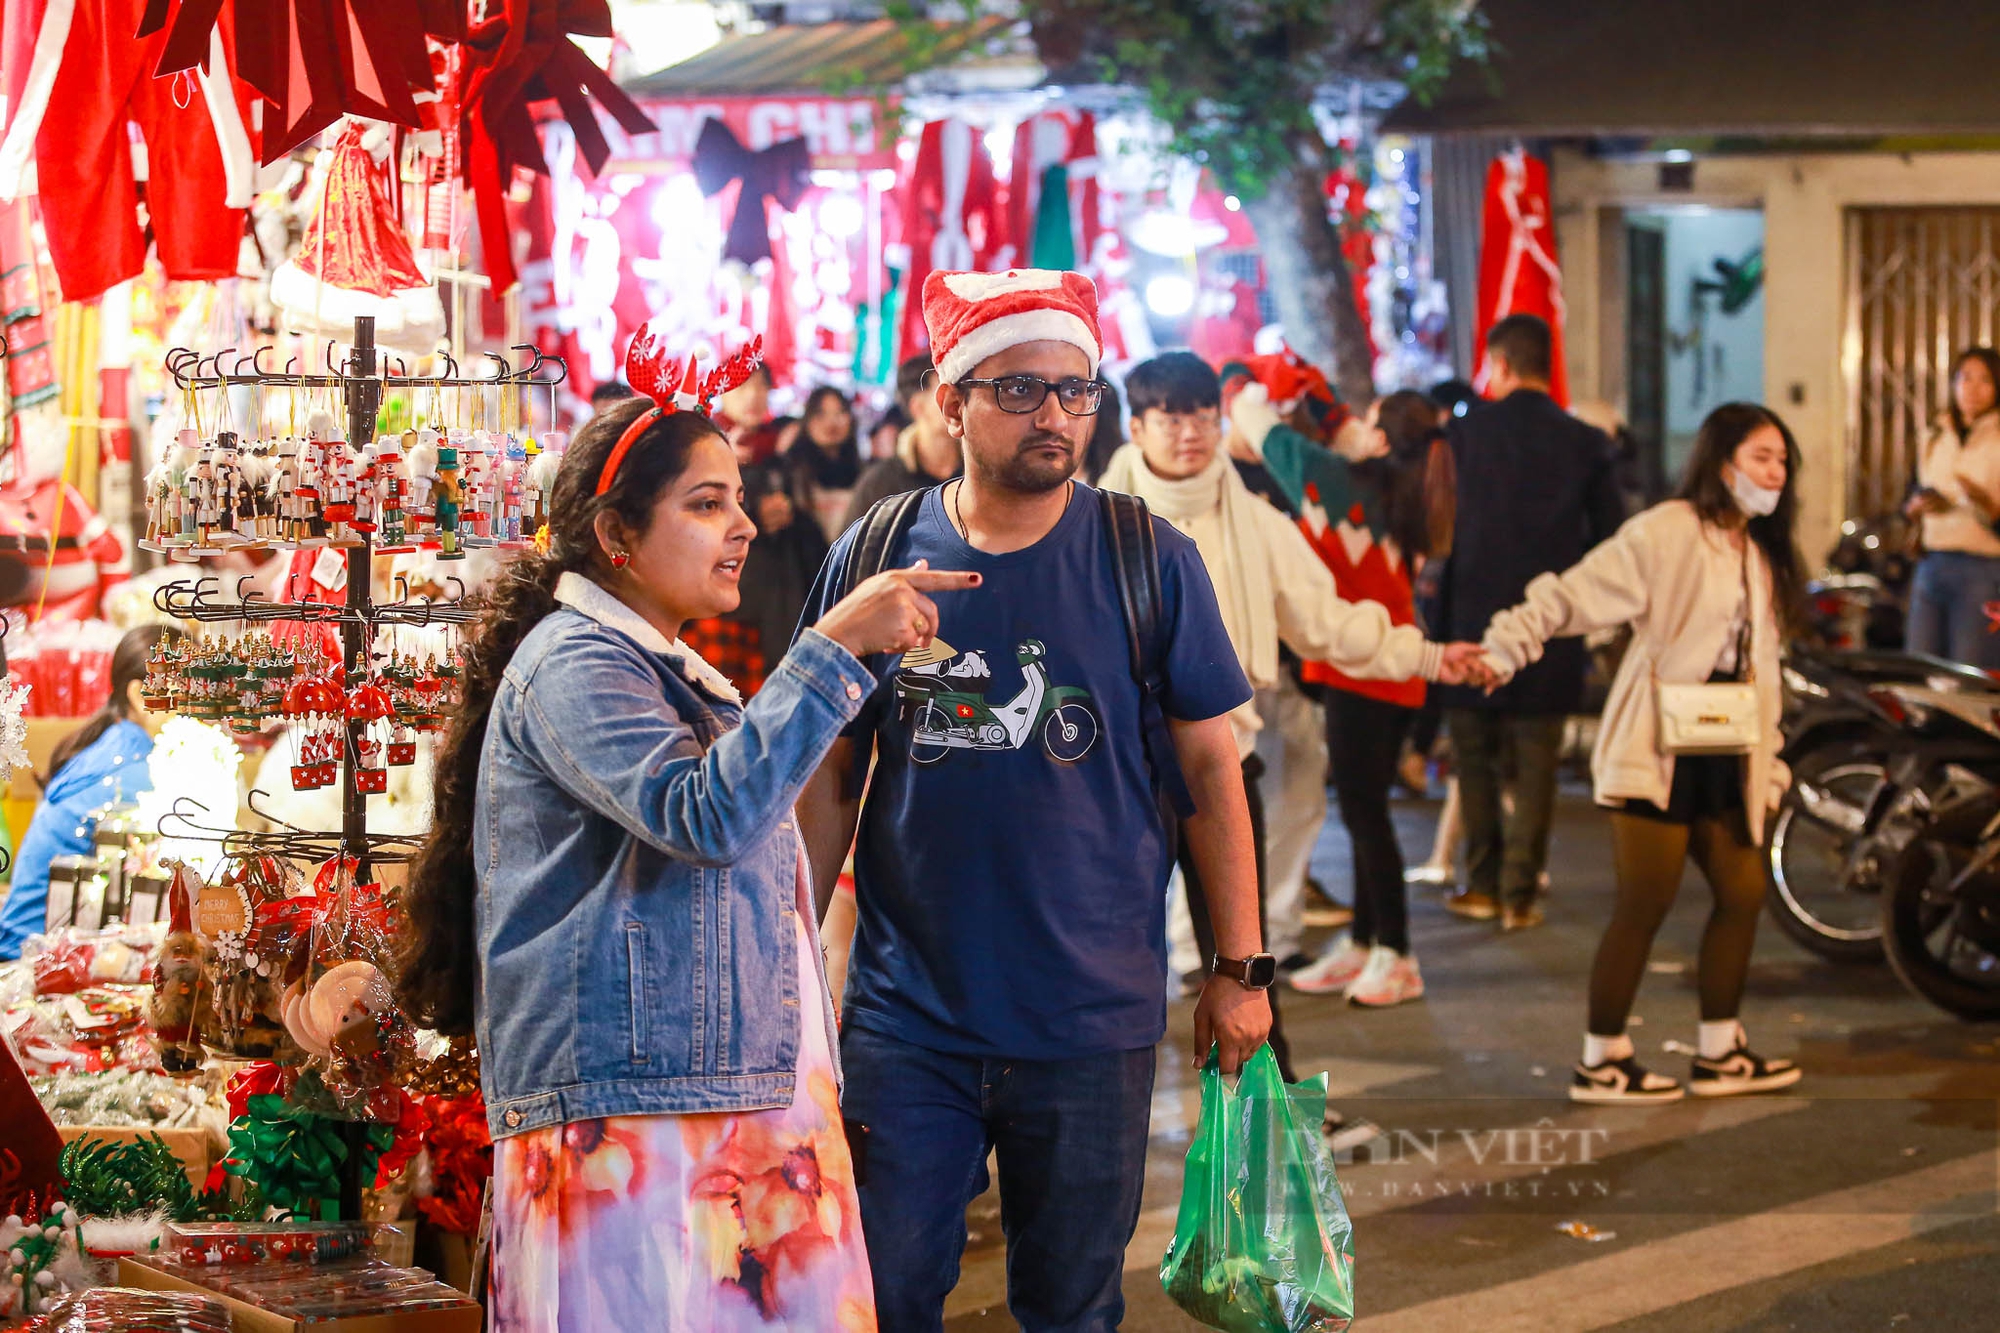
[1099,354,1487,1028]
[1225,368,1453,1008]
[1218,351,1351,975]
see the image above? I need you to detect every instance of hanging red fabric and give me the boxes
[1473,147,1569,407]
[896,118,1006,362]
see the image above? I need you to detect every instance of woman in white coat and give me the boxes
[1478,403,1806,1104]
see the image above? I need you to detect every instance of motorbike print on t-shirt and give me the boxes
[893,636,1100,764]
[798,482,1250,1061]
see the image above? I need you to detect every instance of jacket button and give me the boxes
[504,1109,522,1128]
[845,680,862,701]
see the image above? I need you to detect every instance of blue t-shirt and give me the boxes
[800,482,1251,1058]
[0,720,154,959]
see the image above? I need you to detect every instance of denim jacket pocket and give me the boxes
[625,921,650,1066]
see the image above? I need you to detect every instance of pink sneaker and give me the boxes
[1288,938,1370,994]
[1347,947,1424,1008]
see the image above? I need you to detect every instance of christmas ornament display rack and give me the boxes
[147,316,553,1220]
[149,317,536,867]
[164,343,563,392]
[152,573,477,628]
[155,792,428,867]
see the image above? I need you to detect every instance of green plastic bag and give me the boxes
[1160,1047,1356,1332]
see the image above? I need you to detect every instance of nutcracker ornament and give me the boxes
[500,437,527,542]
[405,430,439,537]
[433,445,464,560]
[376,436,411,550]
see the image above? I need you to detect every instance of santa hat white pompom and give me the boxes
[923,268,1102,385]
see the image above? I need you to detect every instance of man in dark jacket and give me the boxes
[1438,314,1624,930]
[840,354,963,530]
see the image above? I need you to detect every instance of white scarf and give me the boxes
[1095,444,1280,690]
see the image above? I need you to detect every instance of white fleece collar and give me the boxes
[553,571,743,704]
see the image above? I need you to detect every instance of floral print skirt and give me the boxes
[487,917,876,1332]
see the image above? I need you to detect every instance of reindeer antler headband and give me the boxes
[595,325,766,497]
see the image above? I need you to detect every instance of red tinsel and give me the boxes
[414,1094,492,1236]
[225,1061,286,1121]
[371,1088,432,1190]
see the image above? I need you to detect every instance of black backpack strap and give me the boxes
[1100,489,1196,821]
[838,487,929,599]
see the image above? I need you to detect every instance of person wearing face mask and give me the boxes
[1475,403,1807,1104]
[1904,346,2000,668]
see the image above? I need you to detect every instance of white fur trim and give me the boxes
[271,262,446,354]
[936,308,1099,384]
[199,30,254,208]
[0,0,76,200]
[1230,381,1280,454]
[942,268,1064,302]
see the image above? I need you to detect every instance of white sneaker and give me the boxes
[1345,946,1425,1008]
[1288,937,1370,994]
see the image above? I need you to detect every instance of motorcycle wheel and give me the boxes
[1764,755,1890,963]
[910,702,952,766]
[1042,702,1099,764]
[1882,839,2000,1021]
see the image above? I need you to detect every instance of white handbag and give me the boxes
[1655,679,1760,754]
[1654,546,1759,756]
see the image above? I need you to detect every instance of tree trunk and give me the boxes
[1241,138,1377,407]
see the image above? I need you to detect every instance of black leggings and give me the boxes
[1181,756,1294,1082]
[1325,691,1415,953]
[1589,811,1768,1035]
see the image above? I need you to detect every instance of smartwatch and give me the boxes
[1211,952,1278,990]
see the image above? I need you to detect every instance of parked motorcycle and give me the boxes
[1808,512,1915,650]
[1766,653,2000,963]
[1882,766,2000,1020]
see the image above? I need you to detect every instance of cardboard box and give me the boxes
[57,1125,212,1192]
[8,716,82,799]
[3,717,83,865]
[117,1256,482,1333]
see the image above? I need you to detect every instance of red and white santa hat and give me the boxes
[923,268,1102,385]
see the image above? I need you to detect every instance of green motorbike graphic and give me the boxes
[893,638,1100,765]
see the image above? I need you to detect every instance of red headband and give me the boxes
[595,326,765,497]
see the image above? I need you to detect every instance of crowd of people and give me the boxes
[402,266,1835,1331]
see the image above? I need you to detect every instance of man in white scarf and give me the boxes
[1098,352,1488,1075]
[1097,353,1489,751]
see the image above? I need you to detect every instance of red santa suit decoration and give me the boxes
[1474,146,1569,406]
[1004,111,1101,272]
[898,119,1008,361]
[0,0,252,301]
[272,120,446,354]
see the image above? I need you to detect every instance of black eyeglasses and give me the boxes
[957,375,1104,416]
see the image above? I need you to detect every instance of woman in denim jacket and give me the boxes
[399,393,975,1331]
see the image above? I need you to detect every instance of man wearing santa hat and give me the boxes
[797,268,1266,1330]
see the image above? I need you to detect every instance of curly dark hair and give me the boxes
[396,397,720,1034]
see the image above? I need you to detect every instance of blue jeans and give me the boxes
[1907,550,2000,668]
[839,1025,1156,1333]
